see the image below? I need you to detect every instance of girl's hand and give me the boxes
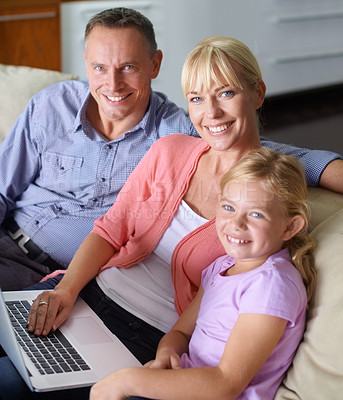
[144,349,181,370]
[90,369,130,400]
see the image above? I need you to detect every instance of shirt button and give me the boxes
[107,144,112,150]
[101,177,106,182]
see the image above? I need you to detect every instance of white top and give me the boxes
[96,200,208,332]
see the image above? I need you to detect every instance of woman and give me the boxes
[0,36,310,399]
[28,35,265,336]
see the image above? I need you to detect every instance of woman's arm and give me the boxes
[90,305,287,400]
[27,232,116,336]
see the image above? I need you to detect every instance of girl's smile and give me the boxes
[226,235,250,245]
[216,179,297,272]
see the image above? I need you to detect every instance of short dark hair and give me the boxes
[84,7,157,55]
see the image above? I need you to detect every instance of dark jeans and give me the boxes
[0,227,62,290]
[0,276,164,400]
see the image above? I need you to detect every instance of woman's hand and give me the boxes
[27,232,117,336]
[27,288,76,336]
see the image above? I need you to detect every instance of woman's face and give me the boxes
[186,67,265,153]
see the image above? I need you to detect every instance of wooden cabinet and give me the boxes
[0,0,61,70]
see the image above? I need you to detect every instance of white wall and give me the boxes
[62,0,343,109]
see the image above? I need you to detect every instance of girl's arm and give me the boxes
[27,232,116,336]
[90,312,287,400]
[147,285,204,370]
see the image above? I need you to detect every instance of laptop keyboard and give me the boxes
[6,300,91,375]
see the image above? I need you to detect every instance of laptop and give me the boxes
[0,288,141,392]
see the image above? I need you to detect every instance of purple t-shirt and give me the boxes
[181,248,307,399]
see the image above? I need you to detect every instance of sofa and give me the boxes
[275,188,343,399]
[1,64,343,399]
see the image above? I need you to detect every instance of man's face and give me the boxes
[84,26,162,138]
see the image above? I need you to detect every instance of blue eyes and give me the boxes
[94,65,134,72]
[190,96,202,103]
[222,205,264,219]
[221,90,234,98]
[189,89,235,103]
[251,212,263,218]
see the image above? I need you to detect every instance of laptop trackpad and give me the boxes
[66,317,113,345]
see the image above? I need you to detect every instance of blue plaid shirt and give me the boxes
[0,80,340,265]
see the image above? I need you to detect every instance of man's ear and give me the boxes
[83,51,90,75]
[282,215,306,241]
[151,50,163,79]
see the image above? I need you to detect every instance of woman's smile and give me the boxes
[207,121,234,135]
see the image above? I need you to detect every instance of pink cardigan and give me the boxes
[93,134,226,315]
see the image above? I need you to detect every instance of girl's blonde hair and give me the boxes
[220,148,316,306]
[181,36,262,97]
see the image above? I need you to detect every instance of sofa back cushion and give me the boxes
[308,187,343,231]
[0,64,78,143]
[275,206,343,399]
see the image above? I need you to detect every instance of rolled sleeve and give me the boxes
[261,138,343,186]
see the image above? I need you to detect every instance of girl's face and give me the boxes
[216,179,302,271]
[186,66,265,153]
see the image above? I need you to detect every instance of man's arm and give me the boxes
[0,105,40,222]
[261,138,343,192]
[318,159,343,193]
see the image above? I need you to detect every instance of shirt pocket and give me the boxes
[39,152,83,192]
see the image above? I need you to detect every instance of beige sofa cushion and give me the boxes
[0,64,78,143]
[275,208,343,400]
[308,187,343,231]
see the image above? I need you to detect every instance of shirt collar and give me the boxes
[120,90,159,139]
[73,90,92,135]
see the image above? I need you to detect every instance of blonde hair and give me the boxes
[220,148,316,306]
[181,36,262,96]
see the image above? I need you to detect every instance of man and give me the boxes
[0,7,342,290]
[0,8,195,289]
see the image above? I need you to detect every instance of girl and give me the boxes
[90,148,316,400]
